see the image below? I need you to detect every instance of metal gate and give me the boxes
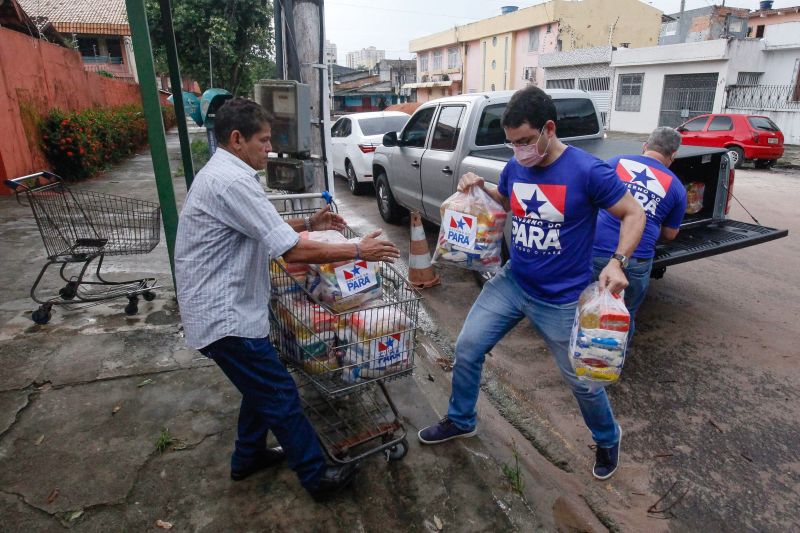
[658,73,718,127]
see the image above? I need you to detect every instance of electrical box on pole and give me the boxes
[254,80,315,192]
[254,80,311,154]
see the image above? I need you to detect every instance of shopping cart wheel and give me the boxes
[31,306,52,325]
[386,438,408,461]
[142,290,156,302]
[59,282,78,300]
[124,296,139,316]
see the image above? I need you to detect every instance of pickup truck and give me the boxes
[372,90,788,279]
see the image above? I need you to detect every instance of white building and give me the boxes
[608,23,800,143]
[539,46,613,127]
[724,22,800,144]
[325,40,337,66]
[346,46,385,70]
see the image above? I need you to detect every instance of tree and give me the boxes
[146,0,276,96]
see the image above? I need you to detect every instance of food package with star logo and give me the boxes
[432,185,507,273]
[302,230,383,313]
[569,282,630,384]
[339,306,414,373]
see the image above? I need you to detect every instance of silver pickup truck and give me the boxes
[372,90,787,278]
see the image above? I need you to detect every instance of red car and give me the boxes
[676,113,784,169]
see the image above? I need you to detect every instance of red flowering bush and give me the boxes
[41,105,176,181]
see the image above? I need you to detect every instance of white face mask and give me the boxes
[512,128,551,167]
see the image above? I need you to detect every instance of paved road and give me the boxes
[331,165,800,532]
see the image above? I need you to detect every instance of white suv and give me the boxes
[331,111,410,195]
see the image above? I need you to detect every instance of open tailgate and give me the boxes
[653,220,788,270]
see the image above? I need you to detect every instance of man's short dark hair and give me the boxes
[502,86,557,130]
[214,97,273,145]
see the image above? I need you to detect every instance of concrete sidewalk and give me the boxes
[0,133,607,531]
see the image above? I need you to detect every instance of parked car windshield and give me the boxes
[748,116,780,132]
[475,98,600,146]
[358,116,409,136]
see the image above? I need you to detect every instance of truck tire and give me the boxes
[726,146,744,169]
[375,173,405,224]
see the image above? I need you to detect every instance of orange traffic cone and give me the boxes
[408,211,440,289]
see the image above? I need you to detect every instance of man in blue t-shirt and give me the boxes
[593,127,687,338]
[418,86,645,480]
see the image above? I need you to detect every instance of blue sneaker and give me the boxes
[593,427,622,480]
[418,416,476,444]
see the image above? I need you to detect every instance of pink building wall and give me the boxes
[511,23,558,90]
[464,39,482,93]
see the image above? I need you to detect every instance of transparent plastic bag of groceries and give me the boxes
[569,282,631,384]
[431,185,507,273]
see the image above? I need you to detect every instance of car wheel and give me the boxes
[346,161,368,195]
[375,173,405,224]
[754,159,776,169]
[726,146,744,169]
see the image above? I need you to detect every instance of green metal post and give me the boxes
[125,0,179,286]
[159,0,194,189]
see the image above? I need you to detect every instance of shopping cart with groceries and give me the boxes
[268,192,420,463]
[4,171,160,324]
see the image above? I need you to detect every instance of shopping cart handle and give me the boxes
[3,171,62,205]
[321,191,333,205]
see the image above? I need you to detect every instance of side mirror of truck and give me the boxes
[383,131,399,147]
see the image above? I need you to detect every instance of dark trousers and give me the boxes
[200,336,326,489]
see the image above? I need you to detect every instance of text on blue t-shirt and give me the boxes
[593,155,687,259]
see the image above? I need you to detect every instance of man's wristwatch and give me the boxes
[610,253,629,268]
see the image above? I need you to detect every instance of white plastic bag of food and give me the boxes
[432,185,507,273]
[569,282,630,384]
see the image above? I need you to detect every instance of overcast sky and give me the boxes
[324,0,796,63]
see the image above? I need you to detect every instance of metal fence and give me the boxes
[658,73,718,128]
[725,84,800,111]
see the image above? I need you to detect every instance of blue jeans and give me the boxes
[200,336,327,489]
[447,266,620,448]
[592,255,653,338]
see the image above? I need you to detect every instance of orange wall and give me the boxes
[0,27,142,193]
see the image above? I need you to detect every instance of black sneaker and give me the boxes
[307,462,360,502]
[418,416,477,445]
[592,427,622,480]
[230,447,286,481]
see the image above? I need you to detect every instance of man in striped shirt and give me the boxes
[175,98,399,501]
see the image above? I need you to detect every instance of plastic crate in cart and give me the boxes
[267,198,421,396]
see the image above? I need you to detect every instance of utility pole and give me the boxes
[286,0,332,194]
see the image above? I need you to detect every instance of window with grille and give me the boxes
[433,50,442,71]
[661,21,677,36]
[615,73,644,111]
[737,72,763,85]
[447,48,459,69]
[523,67,536,83]
[546,78,576,90]
[528,28,541,52]
[419,53,429,72]
[578,77,610,92]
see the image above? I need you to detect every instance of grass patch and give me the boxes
[501,440,525,494]
[176,138,211,176]
[155,427,174,453]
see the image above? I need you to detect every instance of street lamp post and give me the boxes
[208,44,213,88]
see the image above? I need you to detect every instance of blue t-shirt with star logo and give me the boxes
[594,155,687,259]
[497,146,628,304]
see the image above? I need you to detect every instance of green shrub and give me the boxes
[96,70,115,78]
[40,105,176,181]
